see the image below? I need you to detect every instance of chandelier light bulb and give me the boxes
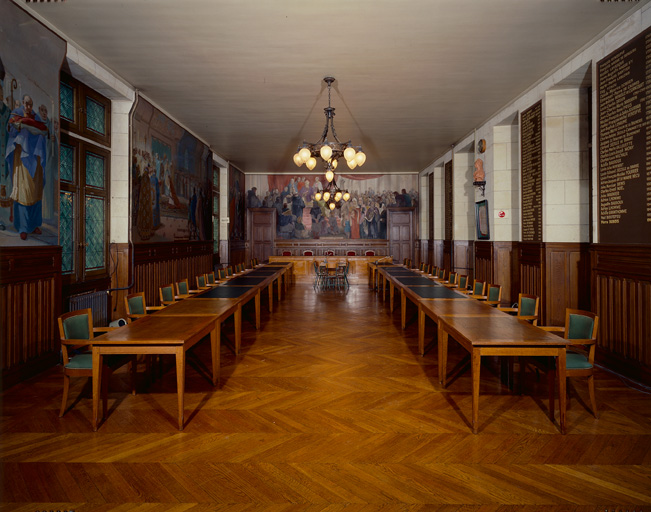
[344,146,356,162]
[332,158,338,169]
[355,151,366,166]
[320,144,333,161]
[325,169,334,183]
[347,158,357,170]
[314,191,322,201]
[299,147,311,163]
[323,191,331,202]
[293,153,303,166]
[329,202,336,210]
[306,157,317,170]
[335,191,342,201]
[343,191,350,201]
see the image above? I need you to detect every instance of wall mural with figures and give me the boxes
[131,96,212,243]
[245,174,418,239]
[0,3,66,246]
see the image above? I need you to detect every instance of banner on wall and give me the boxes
[245,173,418,240]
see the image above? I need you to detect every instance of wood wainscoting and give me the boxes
[474,241,516,306]
[274,239,389,258]
[442,240,453,272]
[0,246,62,388]
[269,255,382,284]
[545,242,590,327]
[517,242,545,319]
[453,240,473,284]
[133,241,213,307]
[109,243,130,322]
[591,244,651,384]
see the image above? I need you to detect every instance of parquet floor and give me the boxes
[1,282,650,512]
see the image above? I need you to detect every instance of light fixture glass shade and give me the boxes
[306,157,317,170]
[355,151,366,166]
[320,144,333,161]
[329,202,336,210]
[325,169,334,183]
[335,191,342,201]
[299,147,311,163]
[332,158,338,169]
[323,191,331,202]
[293,153,303,166]
[314,192,322,201]
[343,191,350,201]
[347,158,357,170]
[344,146,356,162]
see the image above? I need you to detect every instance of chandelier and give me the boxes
[314,171,350,210]
[293,77,366,171]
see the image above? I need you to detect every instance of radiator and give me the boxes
[68,290,109,327]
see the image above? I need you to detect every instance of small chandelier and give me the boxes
[314,164,351,210]
[293,77,366,171]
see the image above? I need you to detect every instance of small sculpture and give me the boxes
[473,158,485,182]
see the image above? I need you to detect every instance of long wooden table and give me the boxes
[91,314,218,431]
[376,264,570,434]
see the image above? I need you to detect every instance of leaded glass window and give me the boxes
[60,82,74,122]
[86,97,106,135]
[85,152,105,189]
[60,191,75,274]
[85,195,105,270]
[60,144,74,183]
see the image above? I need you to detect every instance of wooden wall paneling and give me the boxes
[517,242,545,320]
[493,241,516,306]
[109,243,130,322]
[414,240,421,267]
[419,239,429,266]
[219,240,229,266]
[388,207,415,263]
[274,239,389,257]
[248,208,276,264]
[591,244,651,384]
[431,240,443,269]
[427,239,434,268]
[453,240,473,279]
[442,240,453,271]
[229,239,247,267]
[474,240,493,283]
[1,246,62,388]
[544,243,590,326]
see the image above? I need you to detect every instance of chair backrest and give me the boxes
[282,251,292,256]
[125,292,146,316]
[458,275,468,289]
[487,284,502,302]
[438,268,445,279]
[365,250,375,256]
[206,272,216,284]
[197,275,206,288]
[347,251,356,256]
[517,293,539,324]
[58,308,94,365]
[226,266,233,276]
[303,250,314,256]
[325,250,335,256]
[472,280,486,295]
[448,272,458,285]
[176,279,189,295]
[565,309,598,341]
[217,268,226,280]
[160,284,175,304]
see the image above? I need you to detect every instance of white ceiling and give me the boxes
[18,0,647,174]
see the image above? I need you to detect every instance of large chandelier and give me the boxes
[314,171,350,210]
[293,77,366,171]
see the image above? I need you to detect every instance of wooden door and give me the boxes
[387,207,415,263]
[248,208,276,263]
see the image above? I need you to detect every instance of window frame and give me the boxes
[60,72,111,147]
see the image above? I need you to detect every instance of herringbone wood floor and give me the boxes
[1,283,650,511]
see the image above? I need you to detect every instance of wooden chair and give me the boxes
[282,251,292,256]
[484,284,502,306]
[303,250,314,256]
[347,251,356,256]
[529,309,600,418]
[124,292,164,322]
[325,250,335,256]
[217,268,227,281]
[443,271,459,287]
[464,279,487,297]
[205,272,218,286]
[196,274,210,290]
[57,308,136,419]
[226,266,234,277]
[175,278,195,296]
[457,275,469,291]
[159,283,177,305]
[499,293,539,325]
[365,250,375,256]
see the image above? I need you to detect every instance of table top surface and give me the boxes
[441,315,570,346]
[221,275,270,286]
[92,314,215,345]
[408,286,466,299]
[154,297,239,318]
[394,276,436,286]
[247,268,282,275]
[198,286,255,299]
[419,298,509,318]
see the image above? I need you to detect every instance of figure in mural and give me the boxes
[0,58,11,231]
[196,187,205,240]
[6,94,48,240]
[135,164,153,240]
[188,187,197,238]
[151,167,161,229]
[38,104,58,219]
[247,187,261,207]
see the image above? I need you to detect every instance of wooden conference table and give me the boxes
[376,265,570,434]
[90,263,292,431]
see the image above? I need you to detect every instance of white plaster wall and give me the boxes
[110,100,134,243]
[433,164,444,239]
[419,174,428,239]
[220,166,229,241]
[452,151,474,240]
[492,123,520,241]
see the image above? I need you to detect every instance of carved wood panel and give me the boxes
[248,208,276,263]
[388,208,415,263]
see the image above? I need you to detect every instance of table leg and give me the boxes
[438,325,448,386]
[472,349,481,434]
[268,283,273,313]
[255,291,261,330]
[92,348,102,431]
[235,306,242,355]
[418,305,425,356]
[401,289,407,329]
[277,276,282,301]
[284,271,288,293]
[175,346,185,430]
[211,323,220,386]
[389,283,395,312]
[382,274,386,300]
[558,349,567,434]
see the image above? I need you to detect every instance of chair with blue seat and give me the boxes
[528,308,600,419]
[57,308,136,419]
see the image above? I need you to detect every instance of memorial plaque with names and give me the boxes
[429,172,434,239]
[520,101,543,242]
[597,26,651,244]
[444,160,453,240]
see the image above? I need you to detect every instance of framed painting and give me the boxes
[475,200,490,240]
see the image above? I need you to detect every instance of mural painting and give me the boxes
[131,97,212,243]
[0,2,66,246]
[229,164,245,241]
[245,174,418,239]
